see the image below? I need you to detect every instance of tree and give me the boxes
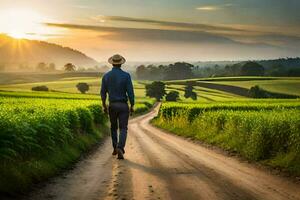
[249,85,268,98]
[184,83,197,100]
[64,63,76,72]
[145,81,166,101]
[240,62,265,76]
[32,85,49,91]
[19,64,30,71]
[164,62,194,80]
[77,67,86,72]
[136,64,166,80]
[166,91,179,102]
[49,63,56,71]
[190,92,197,100]
[76,82,89,94]
[136,65,147,79]
[36,62,47,71]
[288,68,300,77]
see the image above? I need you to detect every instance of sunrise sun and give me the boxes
[0,8,46,39]
[9,31,27,39]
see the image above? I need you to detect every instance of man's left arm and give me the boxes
[126,74,135,114]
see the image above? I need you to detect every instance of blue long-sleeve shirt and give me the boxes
[101,67,135,106]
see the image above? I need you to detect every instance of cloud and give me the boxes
[196,3,233,11]
[97,16,246,33]
[196,6,221,11]
[45,22,241,44]
[44,22,300,58]
[92,16,300,38]
[44,22,283,48]
[72,5,93,10]
[26,32,65,37]
[44,23,299,61]
[101,28,235,44]
[247,34,300,51]
[89,15,300,49]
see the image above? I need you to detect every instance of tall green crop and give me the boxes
[154,100,300,175]
[0,98,107,163]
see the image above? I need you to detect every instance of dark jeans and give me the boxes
[109,102,129,152]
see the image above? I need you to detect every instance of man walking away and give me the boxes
[101,54,135,159]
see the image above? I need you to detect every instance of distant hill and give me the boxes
[257,58,300,70]
[193,58,300,69]
[0,34,99,70]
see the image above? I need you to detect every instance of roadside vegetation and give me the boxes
[0,96,107,194]
[153,100,300,176]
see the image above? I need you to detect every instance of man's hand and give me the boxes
[130,105,134,116]
[103,105,108,115]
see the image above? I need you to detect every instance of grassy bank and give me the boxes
[0,97,109,194]
[153,101,300,176]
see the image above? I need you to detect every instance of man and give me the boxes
[101,54,135,159]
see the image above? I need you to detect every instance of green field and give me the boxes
[166,77,300,97]
[1,73,299,101]
[0,73,151,99]
[165,84,244,102]
[200,77,300,96]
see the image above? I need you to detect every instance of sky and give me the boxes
[0,0,300,62]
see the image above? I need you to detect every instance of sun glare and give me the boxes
[9,31,27,39]
[5,9,40,39]
[0,8,54,40]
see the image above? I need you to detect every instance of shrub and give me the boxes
[249,85,299,99]
[240,61,265,76]
[32,85,49,91]
[184,83,197,100]
[76,83,89,94]
[249,85,267,98]
[166,91,179,102]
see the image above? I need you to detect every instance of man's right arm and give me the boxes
[100,76,108,114]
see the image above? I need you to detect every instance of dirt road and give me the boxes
[25,105,300,200]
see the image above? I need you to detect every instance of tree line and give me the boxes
[35,62,76,72]
[136,59,300,80]
[136,62,194,80]
[0,62,108,72]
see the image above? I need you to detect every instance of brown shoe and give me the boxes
[112,148,117,155]
[117,148,124,159]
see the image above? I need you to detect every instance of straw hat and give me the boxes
[108,54,126,65]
